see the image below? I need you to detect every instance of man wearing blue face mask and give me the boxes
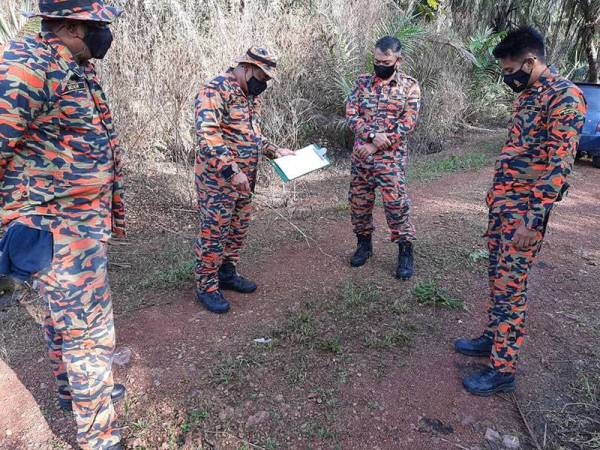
[1,1,127,448]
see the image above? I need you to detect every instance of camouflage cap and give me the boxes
[235,47,278,80]
[24,0,124,23]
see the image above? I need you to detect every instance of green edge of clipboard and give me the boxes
[269,159,291,182]
[269,144,330,183]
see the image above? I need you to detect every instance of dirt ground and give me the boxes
[1,132,599,450]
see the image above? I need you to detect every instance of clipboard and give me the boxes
[270,144,330,182]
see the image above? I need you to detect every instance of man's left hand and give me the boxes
[512,223,538,250]
[276,148,295,158]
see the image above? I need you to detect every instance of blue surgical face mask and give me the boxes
[83,23,113,59]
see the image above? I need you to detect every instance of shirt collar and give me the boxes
[226,67,248,98]
[528,65,558,93]
[41,31,92,79]
[372,71,400,87]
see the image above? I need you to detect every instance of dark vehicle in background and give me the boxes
[576,82,600,168]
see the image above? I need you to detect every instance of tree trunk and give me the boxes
[583,27,599,82]
[578,0,599,83]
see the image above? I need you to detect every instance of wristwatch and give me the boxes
[367,132,376,143]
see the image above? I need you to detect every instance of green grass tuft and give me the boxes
[408,152,490,182]
[365,329,412,349]
[341,282,381,308]
[412,281,464,310]
[316,337,342,354]
[139,258,195,289]
[180,408,209,433]
[469,248,489,263]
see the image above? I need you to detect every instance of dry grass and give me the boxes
[96,0,502,178]
[3,0,509,210]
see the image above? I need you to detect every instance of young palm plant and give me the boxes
[0,0,37,46]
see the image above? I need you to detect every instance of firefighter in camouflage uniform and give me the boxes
[346,36,421,280]
[0,1,128,448]
[455,27,587,396]
[194,47,294,314]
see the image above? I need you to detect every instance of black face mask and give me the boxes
[247,76,268,96]
[503,61,532,93]
[83,24,113,60]
[374,62,396,80]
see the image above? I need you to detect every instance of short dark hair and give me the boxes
[375,36,402,55]
[492,26,545,61]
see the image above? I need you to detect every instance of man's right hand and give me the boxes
[356,143,377,160]
[373,133,391,150]
[231,172,251,194]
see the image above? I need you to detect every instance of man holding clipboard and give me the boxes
[346,36,421,280]
[194,47,294,314]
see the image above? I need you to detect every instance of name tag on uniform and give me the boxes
[62,79,87,94]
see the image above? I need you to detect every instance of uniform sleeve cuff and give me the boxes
[525,211,544,230]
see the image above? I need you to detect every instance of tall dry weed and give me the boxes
[2,0,505,205]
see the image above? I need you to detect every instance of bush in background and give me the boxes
[2,0,593,185]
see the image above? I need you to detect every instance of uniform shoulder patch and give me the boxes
[556,106,584,117]
[356,73,373,84]
[206,74,226,89]
[397,71,418,84]
[2,36,47,68]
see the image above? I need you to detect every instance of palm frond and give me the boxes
[0,0,37,45]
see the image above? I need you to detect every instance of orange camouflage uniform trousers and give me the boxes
[484,69,586,373]
[194,69,277,292]
[0,32,125,449]
[346,71,421,242]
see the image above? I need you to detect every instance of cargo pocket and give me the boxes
[57,79,96,129]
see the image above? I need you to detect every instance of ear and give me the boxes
[523,55,537,72]
[64,20,86,39]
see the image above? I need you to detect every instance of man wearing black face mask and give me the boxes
[0,1,127,448]
[194,47,295,314]
[455,27,587,396]
[346,36,421,280]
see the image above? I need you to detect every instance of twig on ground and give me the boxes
[459,122,501,133]
[108,239,131,246]
[108,261,132,269]
[439,438,470,449]
[255,198,333,258]
[511,393,543,450]
[203,431,267,449]
[170,207,198,214]
[561,402,600,412]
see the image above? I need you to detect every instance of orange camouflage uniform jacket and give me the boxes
[488,69,587,230]
[346,70,421,160]
[0,32,125,242]
[195,68,278,184]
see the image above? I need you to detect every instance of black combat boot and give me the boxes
[196,289,231,314]
[218,262,257,293]
[396,241,414,280]
[59,384,127,412]
[350,235,373,267]
[463,367,516,396]
[454,335,493,357]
